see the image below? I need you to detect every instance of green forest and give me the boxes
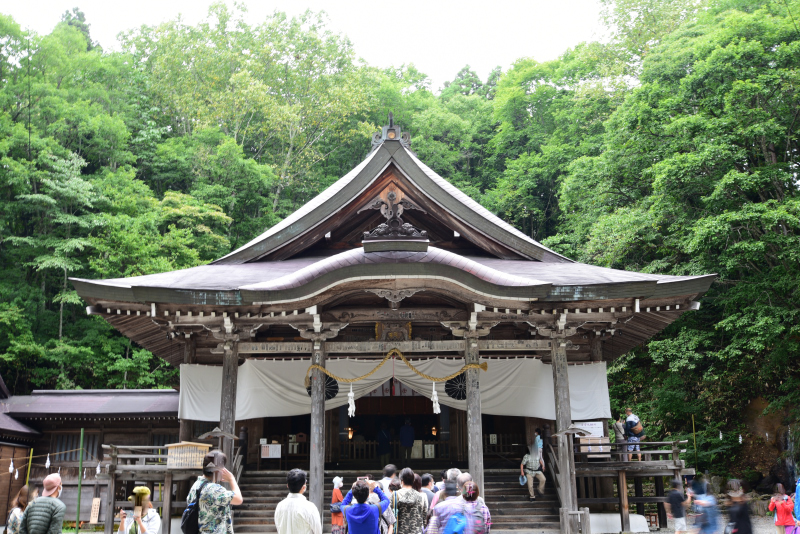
[0,0,798,483]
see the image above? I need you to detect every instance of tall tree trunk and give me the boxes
[59,268,66,340]
[272,183,284,212]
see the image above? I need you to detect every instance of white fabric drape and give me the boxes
[178,358,610,421]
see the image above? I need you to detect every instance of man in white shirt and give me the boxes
[378,464,396,492]
[274,469,322,534]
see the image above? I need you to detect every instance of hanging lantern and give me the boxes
[9,458,13,473]
[347,384,356,417]
[431,382,441,414]
[45,454,51,469]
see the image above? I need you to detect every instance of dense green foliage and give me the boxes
[0,0,798,479]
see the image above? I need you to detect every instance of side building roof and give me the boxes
[2,389,179,419]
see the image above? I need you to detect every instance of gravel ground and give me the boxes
[661,514,778,533]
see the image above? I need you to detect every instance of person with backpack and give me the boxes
[460,482,490,534]
[391,468,428,534]
[426,481,468,534]
[624,408,646,461]
[341,480,390,534]
[185,451,244,534]
[18,474,65,534]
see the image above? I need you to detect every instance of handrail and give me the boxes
[233,446,243,482]
[545,442,563,508]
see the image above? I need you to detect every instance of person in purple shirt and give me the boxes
[399,419,415,460]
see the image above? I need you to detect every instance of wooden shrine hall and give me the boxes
[72,118,714,532]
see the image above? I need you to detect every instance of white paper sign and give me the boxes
[261,444,281,458]
[259,438,267,445]
[573,421,604,437]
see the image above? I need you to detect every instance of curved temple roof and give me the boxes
[214,142,571,264]
[70,122,715,366]
[71,247,714,306]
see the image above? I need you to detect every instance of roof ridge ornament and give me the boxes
[371,112,411,152]
[363,187,429,252]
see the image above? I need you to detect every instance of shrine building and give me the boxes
[71,119,714,533]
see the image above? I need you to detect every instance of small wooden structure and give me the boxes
[72,117,714,531]
[100,443,243,534]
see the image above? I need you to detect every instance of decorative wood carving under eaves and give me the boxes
[364,288,423,309]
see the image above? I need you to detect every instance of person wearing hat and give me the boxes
[119,487,161,534]
[186,451,243,534]
[727,489,752,534]
[331,476,345,534]
[18,473,66,534]
[520,442,545,501]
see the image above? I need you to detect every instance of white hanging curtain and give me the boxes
[178,358,610,421]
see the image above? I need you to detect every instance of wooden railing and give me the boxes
[337,440,450,460]
[573,439,688,473]
[545,442,563,507]
[483,433,526,458]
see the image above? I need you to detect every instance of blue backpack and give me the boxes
[443,508,468,534]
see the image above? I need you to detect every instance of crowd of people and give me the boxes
[666,474,760,534]
[4,445,797,534]
[275,464,492,534]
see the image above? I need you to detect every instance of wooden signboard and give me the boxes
[424,444,435,459]
[411,440,423,459]
[89,497,101,524]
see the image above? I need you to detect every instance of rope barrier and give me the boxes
[304,348,487,388]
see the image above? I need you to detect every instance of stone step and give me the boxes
[233,527,560,534]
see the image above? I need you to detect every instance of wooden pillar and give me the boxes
[634,476,644,515]
[551,341,571,432]
[618,470,630,532]
[309,341,327,519]
[551,339,576,526]
[178,335,196,501]
[220,339,239,464]
[590,335,603,361]
[162,472,173,534]
[183,334,196,364]
[465,340,484,492]
[654,476,667,528]
[104,449,117,534]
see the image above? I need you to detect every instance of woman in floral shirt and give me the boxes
[7,485,36,534]
[187,451,244,534]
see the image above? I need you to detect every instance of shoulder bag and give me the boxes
[181,480,209,534]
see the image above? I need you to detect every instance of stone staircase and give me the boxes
[233,469,560,534]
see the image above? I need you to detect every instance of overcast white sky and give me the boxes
[6,0,608,91]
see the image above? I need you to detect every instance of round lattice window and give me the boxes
[445,374,467,400]
[306,375,339,400]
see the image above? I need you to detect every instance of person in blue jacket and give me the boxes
[341,479,390,534]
